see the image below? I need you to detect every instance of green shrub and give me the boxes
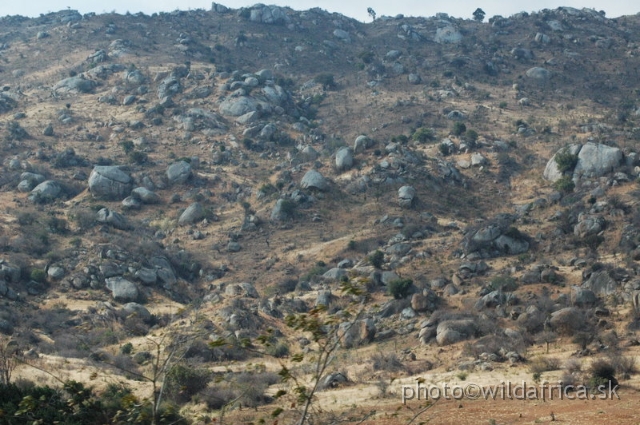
[279,199,297,218]
[369,250,384,269]
[499,101,508,109]
[266,341,290,358]
[411,127,435,143]
[439,142,453,156]
[129,151,147,164]
[358,51,375,64]
[314,73,336,89]
[165,363,212,403]
[388,278,413,299]
[554,147,579,172]
[554,176,575,193]
[120,140,134,154]
[463,129,478,143]
[488,275,518,292]
[452,122,467,136]
[30,268,46,283]
[120,342,134,355]
[588,358,618,389]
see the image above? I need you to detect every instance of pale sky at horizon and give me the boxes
[0,1,638,23]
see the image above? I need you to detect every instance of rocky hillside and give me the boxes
[1,4,640,424]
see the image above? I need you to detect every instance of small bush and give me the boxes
[529,356,562,374]
[17,212,37,226]
[608,353,636,380]
[120,342,134,355]
[165,363,212,403]
[368,250,384,269]
[488,275,518,292]
[129,151,147,164]
[371,352,405,372]
[439,142,453,156]
[554,147,579,173]
[314,73,336,89]
[554,176,575,193]
[411,127,435,143]
[30,268,46,283]
[279,199,297,218]
[120,140,134,154]
[265,341,289,358]
[388,278,413,299]
[572,332,594,350]
[564,358,582,374]
[588,358,618,388]
[451,122,467,136]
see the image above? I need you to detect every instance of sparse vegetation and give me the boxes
[3,7,640,425]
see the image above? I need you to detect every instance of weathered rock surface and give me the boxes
[89,166,133,200]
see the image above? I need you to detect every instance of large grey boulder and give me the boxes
[333,29,351,42]
[543,144,581,182]
[398,185,416,208]
[29,180,62,203]
[105,277,139,303]
[270,198,291,221]
[436,319,476,346]
[571,286,597,306]
[301,170,328,191]
[262,85,289,106]
[247,5,291,25]
[493,235,529,255]
[353,135,372,153]
[178,202,206,225]
[166,161,192,185]
[434,26,463,44]
[573,142,622,180]
[219,96,262,117]
[97,208,131,230]
[335,147,354,171]
[135,268,157,285]
[89,166,133,200]
[323,268,348,281]
[131,187,160,204]
[121,302,151,321]
[574,214,605,238]
[583,270,618,295]
[17,172,45,192]
[53,75,96,93]
[157,75,181,100]
[549,307,583,334]
[339,318,376,348]
[526,67,551,80]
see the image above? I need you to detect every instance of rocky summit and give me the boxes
[1,4,640,425]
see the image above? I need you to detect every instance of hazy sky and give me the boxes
[0,0,638,22]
